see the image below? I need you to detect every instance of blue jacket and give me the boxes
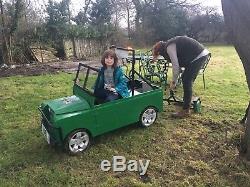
[94,66,129,98]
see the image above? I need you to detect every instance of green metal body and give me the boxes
[39,48,163,148]
[39,83,163,146]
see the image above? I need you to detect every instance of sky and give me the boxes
[193,0,222,12]
[192,0,222,14]
[194,0,221,7]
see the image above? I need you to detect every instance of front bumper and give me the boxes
[38,107,63,146]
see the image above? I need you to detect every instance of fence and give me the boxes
[64,39,109,59]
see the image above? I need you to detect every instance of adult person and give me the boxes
[152,36,210,118]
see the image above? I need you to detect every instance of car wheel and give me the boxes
[65,129,90,155]
[140,107,157,127]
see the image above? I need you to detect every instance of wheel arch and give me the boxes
[139,105,158,127]
[139,105,159,120]
[63,127,93,143]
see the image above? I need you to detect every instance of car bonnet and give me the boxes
[46,95,90,115]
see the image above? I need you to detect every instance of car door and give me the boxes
[93,95,144,136]
[93,101,120,135]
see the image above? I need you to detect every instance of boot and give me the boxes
[171,108,190,118]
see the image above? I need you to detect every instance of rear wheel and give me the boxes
[140,107,157,127]
[65,129,90,155]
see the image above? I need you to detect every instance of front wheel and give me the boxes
[140,107,157,127]
[64,129,90,155]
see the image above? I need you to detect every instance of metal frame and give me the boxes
[74,49,158,98]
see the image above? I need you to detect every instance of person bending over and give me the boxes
[152,36,210,118]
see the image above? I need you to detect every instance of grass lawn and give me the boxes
[0,45,249,186]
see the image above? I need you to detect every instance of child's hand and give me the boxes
[104,84,111,90]
[104,84,117,94]
[109,87,117,94]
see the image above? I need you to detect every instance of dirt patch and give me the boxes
[0,60,101,78]
[0,61,100,77]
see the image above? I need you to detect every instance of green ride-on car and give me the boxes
[39,48,163,155]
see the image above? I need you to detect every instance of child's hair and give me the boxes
[101,49,118,68]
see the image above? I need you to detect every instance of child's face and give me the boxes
[104,55,114,67]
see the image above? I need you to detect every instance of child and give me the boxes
[94,49,129,102]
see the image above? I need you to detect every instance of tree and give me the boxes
[131,0,190,45]
[109,0,134,44]
[0,0,27,64]
[0,0,10,64]
[74,0,92,25]
[124,0,134,40]
[88,0,114,43]
[221,0,250,159]
[46,0,71,57]
[187,7,225,42]
[89,0,112,26]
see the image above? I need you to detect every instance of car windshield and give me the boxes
[75,64,99,94]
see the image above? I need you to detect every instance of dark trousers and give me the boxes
[94,88,121,102]
[182,55,208,109]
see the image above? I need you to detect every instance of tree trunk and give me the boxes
[9,35,13,63]
[0,0,10,65]
[221,0,250,159]
[132,0,142,33]
[66,0,76,59]
[126,0,131,40]
[72,37,77,59]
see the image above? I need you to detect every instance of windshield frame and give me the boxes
[74,63,99,96]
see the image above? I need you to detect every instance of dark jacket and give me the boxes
[94,66,129,98]
[161,36,205,67]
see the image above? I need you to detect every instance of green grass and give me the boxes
[0,45,249,186]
